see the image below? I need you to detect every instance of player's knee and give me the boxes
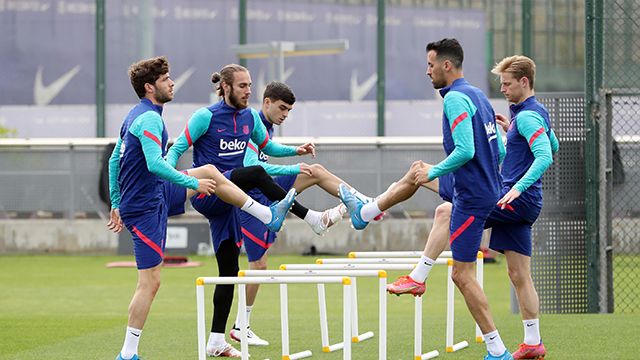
[203,164,221,179]
[434,203,452,223]
[310,163,326,173]
[507,265,529,288]
[451,266,473,289]
[250,259,268,270]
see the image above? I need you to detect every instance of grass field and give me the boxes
[0,254,636,359]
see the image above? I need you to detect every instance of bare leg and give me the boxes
[184,165,248,206]
[451,261,497,334]
[292,164,349,196]
[505,250,539,320]
[246,253,268,307]
[377,161,425,211]
[127,264,162,329]
[423,202,451,259]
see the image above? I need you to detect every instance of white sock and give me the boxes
[207,332,225,348]
[304,210,322,226]
[523,318,541,345]
[120,326,142,359]
[234,305,253,329]
[241,198,271,224]
[409,255,435,283]
[360,200,382,222]
[483,330,507,357]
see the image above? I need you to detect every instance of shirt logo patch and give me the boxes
[242,125,250,135]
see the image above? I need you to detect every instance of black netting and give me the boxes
[533,94,589,313]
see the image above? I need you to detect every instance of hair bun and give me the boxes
[211,72,221,84]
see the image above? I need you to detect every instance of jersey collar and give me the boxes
[141,98,163,115]
[438,78,468,98]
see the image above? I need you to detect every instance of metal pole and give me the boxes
[138,0,154,59]
[239,0,247,67]
[521,0,533,57]
[376,0,385,136]
[584,0,602,313]
[95,0,106,137]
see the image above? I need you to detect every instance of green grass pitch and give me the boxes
[0,254,636,359]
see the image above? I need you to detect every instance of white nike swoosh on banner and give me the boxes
[173,67,195,94]
[34,65,81,106]
[350,70,377,101]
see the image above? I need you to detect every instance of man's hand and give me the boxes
[497,188,521,209]
[299,163,313,176]
[196,178,217,195]
[107,208,124,233]
[411,160,432,186]
[296,142,316,158]
[496,113,510,133]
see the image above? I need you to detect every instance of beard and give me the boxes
[430,77,446,89]
[155,88,173,104]
[228,86,248,109]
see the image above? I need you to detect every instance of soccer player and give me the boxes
[229,81,378,345]
[109,57,293,360]
[339,38,514,359]
[387,55,558,360]
[166,65,329,357]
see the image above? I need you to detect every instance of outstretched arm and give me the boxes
[243,140,301,176]
[166,107,212,168]
[427,91,476,181]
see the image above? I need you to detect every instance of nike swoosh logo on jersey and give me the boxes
[34,65,81,105]
[217,128,226,132]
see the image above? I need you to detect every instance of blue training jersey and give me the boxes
[109,98,198,217]
[433,78,502,212]
[502,96,558,201]
[166,100,298,171]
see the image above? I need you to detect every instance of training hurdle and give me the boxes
[240,269,386,360]
[333,251,485,344]
[196,276,352,360]
[280,259,458,360]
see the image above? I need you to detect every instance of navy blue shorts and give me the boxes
[190,170,240,252]
[239,174,297,262]
[448,205,492,262]
[485,187,542,257]
[122,180,186,270]
[438,173,454,203]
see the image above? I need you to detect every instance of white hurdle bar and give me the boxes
[280,263,452,359]
[240,269,386,360]
[348,251,453,259]
[196,276,352,360]
[335,251,485,344]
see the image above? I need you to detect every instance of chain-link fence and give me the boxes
[587,0,640,313]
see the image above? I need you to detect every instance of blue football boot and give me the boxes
[484,350,514,360]
[337,183,368,230]
[266,188,296,232]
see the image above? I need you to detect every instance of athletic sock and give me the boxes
[523,318,541,345]
[120,326,142,359]
[483,330,507,357]
[360,200,382,222]
[234,305,253,329]
[304,210,322,227]
[208,332,226,348]
[409,255,435,283]
[241,198,271,224]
